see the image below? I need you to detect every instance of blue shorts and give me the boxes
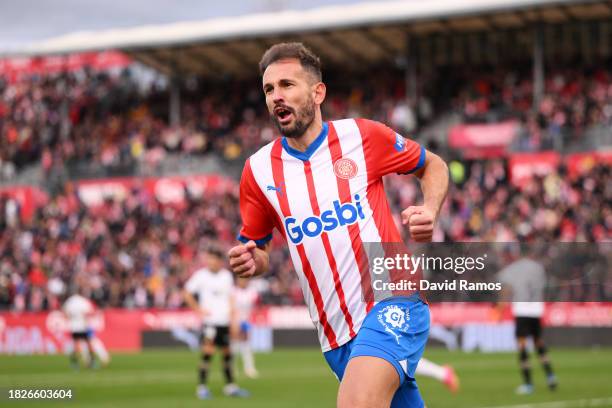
[324,296,430,408]
[239,321,251,334]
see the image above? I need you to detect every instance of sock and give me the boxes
[70,351,78,365]
[199,354,212,385]
[240,341,256,372]
[91,337,110,364]
[537,344,554,377]
[223,353,234,384]
[80,343,91,366]
[415,358,446,382]
[519,348,532,385]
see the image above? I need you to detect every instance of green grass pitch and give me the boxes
[1,348,611,407]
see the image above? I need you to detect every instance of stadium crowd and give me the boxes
[3,62,610,181]
[0,60,610,310]
[0,159,608,310]
[453,66,612,150]
[0,67,420,181]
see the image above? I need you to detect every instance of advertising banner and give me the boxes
[75,174,236,207]
[1,304,610,354]
[449,121,518,158]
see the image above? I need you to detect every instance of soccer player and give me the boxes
[233,277,260,378]
[62,289,97,368]
[498,248,558,395]
[183,247,249,399]
[415,358,459,393]
[88,328,111,367]
[228,43,449,407]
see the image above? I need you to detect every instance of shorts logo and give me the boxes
[334,158,358,180]
[377,305,410,344]
[394,133,406,152]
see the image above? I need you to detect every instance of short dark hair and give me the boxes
[259,42,322,81]
[204,245,224,259]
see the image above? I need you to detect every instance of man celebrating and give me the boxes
[229,43,448,407]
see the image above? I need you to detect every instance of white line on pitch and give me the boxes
[478,397,612,408]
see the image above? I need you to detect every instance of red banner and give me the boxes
[2,303,610,354]
[430,303,612,327]
[449,121,518,158]
[0,185,48,222]
[565,150,612,178]
[0,309,199,354]
[75,174,237,207]
[0,51,132,82]
[508,151,561,187]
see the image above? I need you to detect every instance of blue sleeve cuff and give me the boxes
[237,233,273,246]
[402,146,426,175]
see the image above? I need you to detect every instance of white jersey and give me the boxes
[238,119,425,351]
[498,258,546,318]
[63,294,93,333]
[185,268,234,326]
[234,285,259,322]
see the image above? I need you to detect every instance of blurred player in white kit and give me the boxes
[62,289,109,368]
[183,247,249,399]
[415,358,459,393]
[233,277,260,378]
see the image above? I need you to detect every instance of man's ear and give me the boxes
[313,82,326,105]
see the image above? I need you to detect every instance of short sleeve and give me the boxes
[356,118,425,178]
[185,271,202,294]
[237,159,274,246]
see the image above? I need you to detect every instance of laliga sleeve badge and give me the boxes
[394,133,406,152]
[334,158,358,180]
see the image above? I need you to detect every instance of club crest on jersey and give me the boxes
[394,133,406,152]
[284,195,365,244]
[377,305,410,344]
[333,158,358,180]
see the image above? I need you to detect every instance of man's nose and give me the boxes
[272,88,284,103]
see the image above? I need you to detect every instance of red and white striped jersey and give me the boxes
[238,118,425,351]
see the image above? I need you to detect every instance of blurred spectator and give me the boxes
[0,161,609,311]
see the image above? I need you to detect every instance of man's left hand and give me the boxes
[401,206,436,242]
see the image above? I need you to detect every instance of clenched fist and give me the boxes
[228,240,265,278]
[401,206,436,242]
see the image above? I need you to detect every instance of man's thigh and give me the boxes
[331,298,429,407]
[338,356,399,408]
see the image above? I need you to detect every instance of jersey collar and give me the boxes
[281,122,328,162]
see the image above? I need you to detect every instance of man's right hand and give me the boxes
[228,241,261,278]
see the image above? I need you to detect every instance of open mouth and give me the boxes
[274,106,294,124]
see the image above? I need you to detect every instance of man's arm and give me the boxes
[229,292,239,337]
[228,241,271,278]
[401,150,449,242]
[182,289,208,319]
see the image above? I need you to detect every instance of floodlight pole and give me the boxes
[406,34,419,107]
[532,23,545,112]
[169,69,181,128]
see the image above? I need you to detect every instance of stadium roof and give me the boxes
[10,0,612,77]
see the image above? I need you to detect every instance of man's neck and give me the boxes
[285,117,323,152]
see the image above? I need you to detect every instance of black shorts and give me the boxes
[71,331,89,340]
[200,325,230,348]
[515,317,542,338]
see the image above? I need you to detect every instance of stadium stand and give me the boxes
[0,0,610,310]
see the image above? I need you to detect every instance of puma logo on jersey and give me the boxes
[266,183,284,196]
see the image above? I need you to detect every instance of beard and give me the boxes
[271,97,315,139]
